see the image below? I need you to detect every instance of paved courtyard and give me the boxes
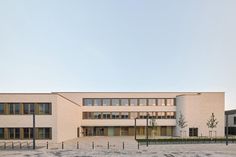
[0,136,236,157]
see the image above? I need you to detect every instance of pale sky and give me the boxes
[0,0,236,110]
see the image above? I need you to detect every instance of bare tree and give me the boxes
[177,112,187,137]
[207,113,218,139]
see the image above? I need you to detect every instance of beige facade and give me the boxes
[0,92,225,143]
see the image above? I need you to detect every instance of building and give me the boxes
[225,109,236,135]
[0,92,225,143]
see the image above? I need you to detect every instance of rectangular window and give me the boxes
[38,103,51,114]
[130,99,138,106]
[37,128,51,139]
[94,99,102,106]
[23,103,34,114]
[148,112,156,119]
[139,99,147,106]
[234,117,236,125]
[84,99,93,106]
[0,103,4,114]
[112,112,120,119]
[121,112,129,119]
[94,112,102,119]
[102,112,111,119]
[157,99,165,106]
[112,99,120,106]
[139,112,147,119]
[23,128,33,139]
[8,128,20,139]
[189,128,198,137]
[148,99,156,106]
[157,112,166,119]
[121,99,129,106]
[102,99,110,106]
[166,99,174,106]
[0,128,4,139]
[9,103,20,114]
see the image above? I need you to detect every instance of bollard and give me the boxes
[92,142,94,150]
[62,142,64,149]
[108,141,109,149]
[46,141,48,149]
[12,142,14,149]
[77,141,79,149]
[27,142,29,149]
[122,142,124,150]
[4,142,6,149]
[20,142,22,149]
[138,142,139,149]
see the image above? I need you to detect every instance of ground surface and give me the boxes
[0,137,236,157]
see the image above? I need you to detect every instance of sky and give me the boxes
[0,0,236,110]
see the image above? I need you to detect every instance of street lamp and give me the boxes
[33,104,36,149]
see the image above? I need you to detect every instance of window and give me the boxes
[0,128,4,139]
[37,128,51,139]
[38,103,51,114]
[139,112,147,119]
[234,117,236,125]
[112,112,120,119]
[23,128,33,139]
[121,112,129,119]
[112,99,120,106]
[8,128,20,139]
[148,99,156,106]
[9,103,20,114]
[94,99,102,106]
[24,103,34,114]
[157,99,165,106]
[157,112,166,119]
[94,112,102,119]
[102,112,111,119]
[0,103,4,114]
[166,112,175,119]
[130,99,138,106]
[102,99,110,106]
[189,128,198,137]
[148,112,156,119]
[166,99,174,106]
[139,99,147,106]
[84,99,93,106]
[121,99,129,106]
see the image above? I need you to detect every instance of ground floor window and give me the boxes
[0,128,4,139]
[189,128,198,137]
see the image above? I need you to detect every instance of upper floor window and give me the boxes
[38,103,51,114]
[112,99,120,106]
[112,112,120,119]
[139,99,147,106]
[102,99,110,106]
[9,103,20,115]
[121,112,129,119]
[158,99,165,106]
[148,99,156,106]
[166,99,174,106]
[84,99,93,106]
[23,103,34,114]
[121,99,129,106]
[234,117,236,125]
[130,99,138,106]
[0,103,4,114]
[94,99,102,106]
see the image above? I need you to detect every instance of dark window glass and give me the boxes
[9,128,15,139]
[0,103,4,114]
[15,128,20,139]
[121,112,129,119]
[10,103,20,114]
[24,103,34,114]
[0,128,4,139]
[84,99,93,106]
[102,112,111,119]
[38,128,51,139]
[112,112,120,119]
[234,117,236,125]
[189,128,198,137]
[39,103,50,114]
[24,128,30,139]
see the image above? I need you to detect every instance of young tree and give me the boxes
[149,117,157,138]
[177,112,187,138]
[207,113,218,139]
